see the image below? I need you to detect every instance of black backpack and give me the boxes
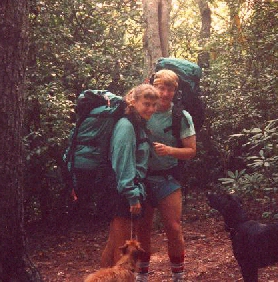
[150,57,205,137]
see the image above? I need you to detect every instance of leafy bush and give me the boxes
[217,119,278,218]
[24,0,144,222]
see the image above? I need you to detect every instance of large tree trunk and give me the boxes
[0,1,41,281]
[142,0,172,78]
[196,0,211,68]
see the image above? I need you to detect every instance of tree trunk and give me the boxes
[142,0,171,78]
[196,0,211,68]
[226,0,245,44]
[0,1,41,281]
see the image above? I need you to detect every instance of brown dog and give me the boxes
[84,240,145,282]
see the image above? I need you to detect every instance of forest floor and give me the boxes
[28,190,278,282]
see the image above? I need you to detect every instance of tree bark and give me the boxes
[142,0,171,78]
[0,1,41,281]
[196,0,211,68]
[226,0,245,44]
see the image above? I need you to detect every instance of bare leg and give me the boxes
[136,204,155,281]
[101,217,132,267]
[100,222,115,267]
[137,203,155,255]
[158,189,184,256]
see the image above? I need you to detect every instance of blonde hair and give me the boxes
[153,69,179,89]
[124,84,159,115]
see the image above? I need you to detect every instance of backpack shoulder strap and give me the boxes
[125,115,149,150]
[163,90,190,144]
[172,90,185,140]
[65,115,88,167]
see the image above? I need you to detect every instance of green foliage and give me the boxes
[217,119,278,215]
[29,0,144,94]
[25,0,144,221]
[201,1,277,175]
[170,0,201,60]
[171,2,278,208]
[23,0,278,222]
[221,118,278,179]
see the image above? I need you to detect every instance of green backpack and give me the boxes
[64,89,125,172]
[63,89,146,194]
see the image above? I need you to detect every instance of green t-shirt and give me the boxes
[147,105,195,171]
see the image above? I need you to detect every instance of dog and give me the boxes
[207,192,278,282]
[84,239,145,282]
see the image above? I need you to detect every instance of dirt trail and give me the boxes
[29,192,278,281]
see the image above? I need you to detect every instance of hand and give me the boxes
[130,202,141,215]
[153,142,172,156]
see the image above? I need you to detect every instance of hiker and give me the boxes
[136,70,196,282]
[100,84,160,267]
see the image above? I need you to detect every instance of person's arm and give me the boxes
[110,119,143,214]
[153,134,196,160]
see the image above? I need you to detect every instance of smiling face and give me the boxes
[152,69,179,111]
[132,96,158,120]
[155,83,176,111]
[125,84,159,121]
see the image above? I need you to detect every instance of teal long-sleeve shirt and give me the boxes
[110,117,149,206]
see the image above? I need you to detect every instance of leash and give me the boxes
[130,213,137,240]
[130,213,134,239]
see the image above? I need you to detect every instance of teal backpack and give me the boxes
[64,90,125,172]
[63,89,146,195]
